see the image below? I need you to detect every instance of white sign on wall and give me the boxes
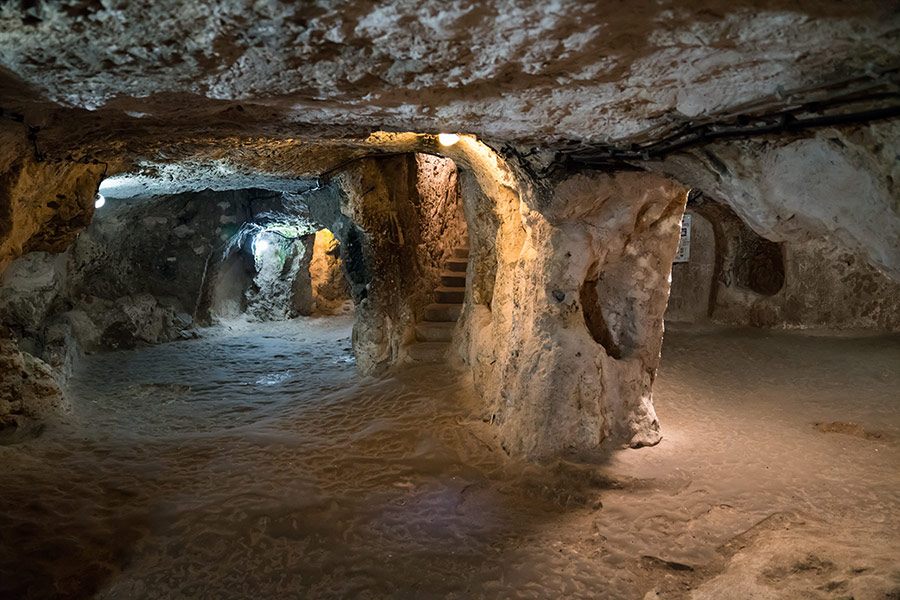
[674,213,691,263]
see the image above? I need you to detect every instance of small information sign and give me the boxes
[674,213,691,263]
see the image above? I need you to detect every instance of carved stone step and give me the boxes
[423,303,462,322]
[440,272,466,287]
[407,342,449,363]
[446,259,468,273]
[434,286,465,303]
[415,321,455,342]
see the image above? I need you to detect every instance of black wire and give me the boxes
[564,102,900,166]
[263,229,302,241]
[1,107,109,169]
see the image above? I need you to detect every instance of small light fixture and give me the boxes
[256,239,270,253]
[438,133,460,146]
[94,194,106,208]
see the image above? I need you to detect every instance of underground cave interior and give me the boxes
[3,1,900,596]
[1,137,899,599]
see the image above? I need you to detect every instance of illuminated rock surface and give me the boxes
[0,3,898,595]
[309,228,351,314]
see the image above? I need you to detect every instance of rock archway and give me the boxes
[300,138,689,457]
[1,130,691,458]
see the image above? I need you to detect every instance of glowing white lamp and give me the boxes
[256,239,270,252]
[94,194,106,208]
[438,133,460,146]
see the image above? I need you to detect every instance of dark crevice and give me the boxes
[735,238,785,296]
[339,224,369,302]
[580,278,621,360]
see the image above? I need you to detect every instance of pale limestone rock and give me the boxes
[0,337,68,429]
[309,229,351,314]
[422,138,689,457]
[246,233,316,320]
[713,238,900,331]
[0,132,105,275]
[0,2,895,142]
[461,169,687,457]
[0,1,895,462]
[652,122,900,280]
[74,294,183,350]
[319,153,463,374]
[668,197,900,330]
[0,251,63,331]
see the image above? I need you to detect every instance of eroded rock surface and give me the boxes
[1,1,897,143]
[459,165,687,456]
[653,122,900,280]
[0,131,105,275]
[0,187,330,426]
[0,334,67,432]
[0,2,897,459]
[309,228,351,314]
[668,204,900,331]
[318,153,464,374]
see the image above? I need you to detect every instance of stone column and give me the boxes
[316,154,463,374]
[449,140,687,458]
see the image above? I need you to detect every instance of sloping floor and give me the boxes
[0,317,898,599]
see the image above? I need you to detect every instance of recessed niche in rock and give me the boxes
[734,237,785,296]
[1,3,899,597]
[580,274,623,360]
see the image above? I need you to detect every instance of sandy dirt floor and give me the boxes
[0,316,898,599]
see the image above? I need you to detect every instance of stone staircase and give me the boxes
[407,245,469,363]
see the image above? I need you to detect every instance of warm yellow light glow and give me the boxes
[315,228,336,247]
[438,133,460,146]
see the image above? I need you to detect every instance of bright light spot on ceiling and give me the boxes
[98,177,131,193]
[438,133,460,146]
[252,235,272,265]
[94,194,106,208]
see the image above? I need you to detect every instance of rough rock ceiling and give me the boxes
[1,0,898,145]
[1,1,898,280]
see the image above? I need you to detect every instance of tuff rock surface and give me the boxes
[315,153,465,374]
[309,228,352,314]
[457,164,687,455]
[652,122,900,281]
[0,186,342,427]
[0,1,898,458]
[1,1,897,143]
[0,333,67,433]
